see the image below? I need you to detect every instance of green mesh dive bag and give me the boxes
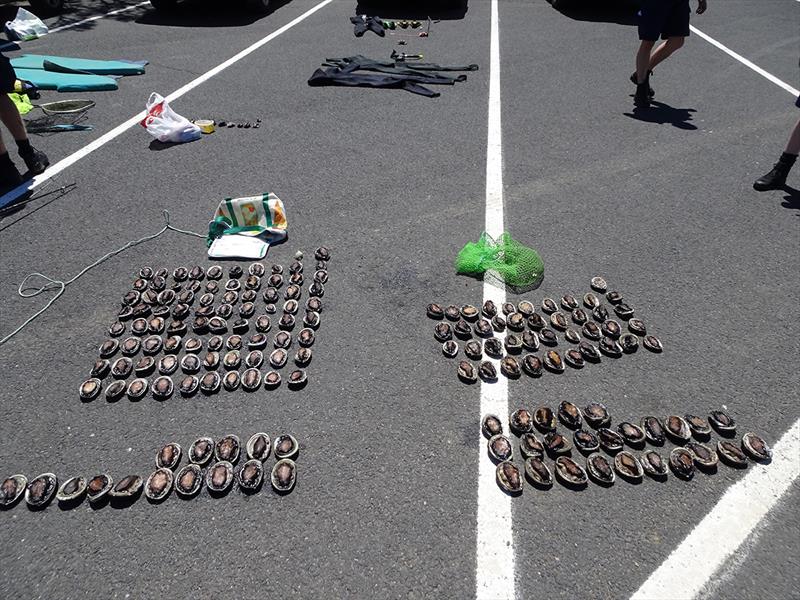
[455,232,544,290]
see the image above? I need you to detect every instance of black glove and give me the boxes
[350,15,385,37]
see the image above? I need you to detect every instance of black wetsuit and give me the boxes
[309,56,478,97]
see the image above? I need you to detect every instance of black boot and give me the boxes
[630,70,655,98]
[753,152,797,191]
[0,152,22,189]
[19,146,49,175]
[634,81,651,107]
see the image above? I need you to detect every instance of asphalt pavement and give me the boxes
[0,0,797,598]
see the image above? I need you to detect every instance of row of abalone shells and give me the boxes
[483,408,773,494]
[0,433,301,509]
[126,252,329,296]
[97,326,319,363]
[80,367,309,402]
[90,329,316,380]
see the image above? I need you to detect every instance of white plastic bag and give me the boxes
[140,92,201,144]
[208,235,269,260]
[5,8,48,42]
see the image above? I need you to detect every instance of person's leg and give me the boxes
[0,94,48,175]
[0,51,49,176]
[784,117,800,155]
[0,53,22,187]
[638,0,690,78]
[0,130,22,188]
[634,40,656,106]
[0,94,29,140]
[633,0,664,105]
[647,36,685,71]
[636,40,656,84]
[754,117,800,191]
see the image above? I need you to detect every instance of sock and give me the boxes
[0,151,14,168]
[779,151,798,165]
[16,138,33,157]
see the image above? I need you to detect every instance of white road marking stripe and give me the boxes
[631,419,800,600]
[0,0,336,209]
[476,1,514,599]
[690,25,800,97]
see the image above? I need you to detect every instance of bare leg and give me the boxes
[636,40,656,83]
[753,117,800,190]
[784,117,800,155]
[647,37,685,72]
[0,94,29,142]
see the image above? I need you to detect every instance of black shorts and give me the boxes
[638,0,691,41]
[0,53,16,94]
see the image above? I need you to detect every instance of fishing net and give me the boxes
[37,99,96,116]
[24,99,95,134]
[455,232,544,290]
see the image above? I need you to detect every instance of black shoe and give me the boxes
[20,147,49,175]
[0,160,22,189]
[753,153,796,191]
[630,71,655,98]
[634,83,651,107]
[754,165,788,191]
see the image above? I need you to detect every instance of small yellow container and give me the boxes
[194,119,215,134]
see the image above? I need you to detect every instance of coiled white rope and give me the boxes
[0,210,205,346]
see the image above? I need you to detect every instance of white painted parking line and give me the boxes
[690,25,800,97]
[475,1,515,599]
[0,0,335,209]
[631,418,800,600]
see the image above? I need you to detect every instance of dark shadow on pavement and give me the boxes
[547,0,640,26]
[624,100,698,130]
[43,0,144,28]
[356,0,468,21]
[0,182,76,232]
[109,488,143,509]
[0,1,144,44]
[781,185,800,213]
[136,0,289,27]
[456,272,543,295]
[0,0,145,47]
[0,178,35,210]
[57,497,86,511]
[148,138,203,150]
[149,139,181,151]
